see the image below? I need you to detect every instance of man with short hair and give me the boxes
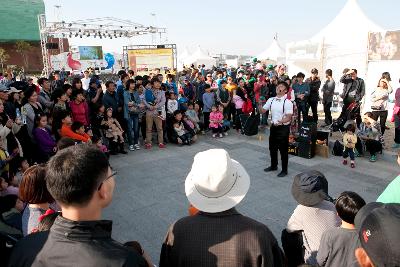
[321,69,335,126]
[81,70,91,90]
[38,77,53,113]
[293,72,310,124]
[261,82,293,177]
[8,145,147,267]
[102,81,119,118]
[50,72,63,92]
[306,68,321,123]
[340,69,365,126]
[159,149,284,267]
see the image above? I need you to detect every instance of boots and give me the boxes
[119,143,127,154]
[109,141,118,155]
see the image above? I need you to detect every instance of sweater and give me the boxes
[33,127,56,154]
[60,124,90,142]
[209,111,223,128]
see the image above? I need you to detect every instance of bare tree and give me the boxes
[15,41,32,69]
[0,48,9,73]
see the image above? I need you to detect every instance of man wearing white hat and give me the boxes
[159,149,284,267]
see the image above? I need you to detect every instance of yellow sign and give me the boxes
[128,48,173,75]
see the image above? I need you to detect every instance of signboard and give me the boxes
[127,48,174,74]
[79,46,104,60]
[368,31,400,61]
[287,41,321,61]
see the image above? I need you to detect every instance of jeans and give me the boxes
[307,101,318,123]
[371,110,388,135]
[126,114,139,146]
[323,101,332,125]
[296,101,308,125]
[343,147,355,160]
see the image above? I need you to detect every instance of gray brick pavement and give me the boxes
[105,133,399,263]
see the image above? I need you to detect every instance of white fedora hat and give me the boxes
[185,149,250,213]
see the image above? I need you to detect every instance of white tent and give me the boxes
[177,47,192,71]
[286,0,383,79]
[257,37,286,63]
[184,47,216,69]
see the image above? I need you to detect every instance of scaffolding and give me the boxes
[37,14,167,77]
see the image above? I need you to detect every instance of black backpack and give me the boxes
[332,140,344,156]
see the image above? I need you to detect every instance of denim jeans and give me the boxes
[126,114,139,146]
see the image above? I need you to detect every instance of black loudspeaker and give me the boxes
[157,45,165,48]
[298,141,315,159]
[45,43,59,49]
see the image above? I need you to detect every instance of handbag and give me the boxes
[128,93,139,115]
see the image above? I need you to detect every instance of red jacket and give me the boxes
[69,101,90,126]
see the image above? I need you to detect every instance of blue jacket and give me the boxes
[165,82,178,95]
[102,91,119,117]
[123,90,141,120]
[202,92,215,113]
[293,83,310,103]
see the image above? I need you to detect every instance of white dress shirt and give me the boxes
[263,95,293,125]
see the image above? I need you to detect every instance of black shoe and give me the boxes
[119,150,128,154]
[109,150,118,155]
[264,166,278,172]
[277,171,288,177]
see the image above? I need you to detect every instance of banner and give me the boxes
[368,31,400,61]
[128,48,173,74]
[286,41,321,61]
[79,46,104,60]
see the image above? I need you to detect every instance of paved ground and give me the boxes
[105,131,399,264]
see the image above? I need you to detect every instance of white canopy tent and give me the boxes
[257,37,286,63]
[177,47,192,71]
[286,0,383,79]
[184,47,216,69]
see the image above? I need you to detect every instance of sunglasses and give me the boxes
[97,170,117,190]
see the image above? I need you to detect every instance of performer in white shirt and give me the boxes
[81,70,91,90]
[261,82,293,177]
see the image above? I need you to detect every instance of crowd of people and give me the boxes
[0,63,399,266]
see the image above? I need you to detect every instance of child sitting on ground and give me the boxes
[185,102,201,132]
[343,124,357,168]
[166,92,178,115]
[102,108,124,143]
[209,105,224,138]
[71,121,91,144]
[172,110,197,145]
[317,191,366,267]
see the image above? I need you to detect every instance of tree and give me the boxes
[0,48,9,73]
[15,41,32,69]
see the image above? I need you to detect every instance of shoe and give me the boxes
[129,145,135,151]
[264,166,278,172]
[342,159,348,165]
[145,143,152,149]
[201,131,205,135]
[350,162,355,168]
[109,150,118,155]
[224,132,228,136]
[392,143,400,149]
[219,133,223,138]
[277,171,288,177]
[119,149,128,154]
[369,155,377,162]
[159,143,166,148]
[134,144,140,150]
[212,134,217,138]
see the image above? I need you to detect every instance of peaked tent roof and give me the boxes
[311,0,383,46]
[184,46,216,67]
[258,38,285,61]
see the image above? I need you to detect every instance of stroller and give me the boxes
[330,102,361,133]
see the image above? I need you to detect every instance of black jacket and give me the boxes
[103,91,119,117]
[8,216,146,267]
[340,75,365,103]
[306,77,321,102]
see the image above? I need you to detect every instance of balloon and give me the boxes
[104,53,115,69]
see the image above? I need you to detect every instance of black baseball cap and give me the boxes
[358,203,400,266]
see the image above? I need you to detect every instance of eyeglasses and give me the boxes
[207,75,212,77]
[97,170,117,190]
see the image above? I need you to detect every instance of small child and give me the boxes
[71,121,91,144]
[52,89,69,112]
[317,191,366,267]
[13,158,29,187]
[92,135,109,158]
[102,108,124,143]
[33,114,57,162]
[173,111,192,145]
[343,124,357,168]
[209,105,224,138]
[218,104,230,136]
[60,111,90,143]
[167,92,178,115]
[185,102,201,132]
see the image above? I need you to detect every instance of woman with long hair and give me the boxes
[22,88,43,139]
[371,78,392,135]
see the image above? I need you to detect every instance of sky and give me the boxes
[43,0,400,56]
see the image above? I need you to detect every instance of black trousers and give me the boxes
[340,102,362,127]
[371,110,388,135]
[203,112,210,130]
[307,101,318,123]
[365,139,382,156]
[269,125,290,172]
[323,101,332,125]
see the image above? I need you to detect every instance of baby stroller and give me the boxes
[330,102,361,133]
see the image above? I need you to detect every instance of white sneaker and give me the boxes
[129,145,135,151]
[219,133,223,138]
[134,144,140,150]
[212,134,217,138]
[224,132,228,136]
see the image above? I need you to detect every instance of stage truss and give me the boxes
[37,14,167,76]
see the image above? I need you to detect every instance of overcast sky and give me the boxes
[43,0,400,56]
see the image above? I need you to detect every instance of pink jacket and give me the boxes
[232,95,244,109]
[69,101,90,126]
[209,111,223,128]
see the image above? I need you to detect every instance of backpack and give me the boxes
[332,140,344,156]
[242,98,253,114]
